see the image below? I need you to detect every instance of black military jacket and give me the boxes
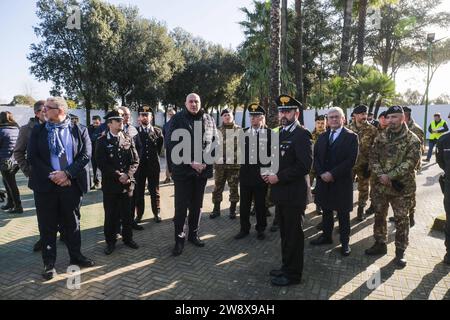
[136,125,164,165]
[95,132,139,194]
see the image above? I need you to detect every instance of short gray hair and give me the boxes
[118,106,130,114]
[328,107,345,118]
[47,97,68,114]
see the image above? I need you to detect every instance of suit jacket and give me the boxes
[271,123,313,209]
[135,126,164,167]
[314,127,358,212]
[27,122,92,193]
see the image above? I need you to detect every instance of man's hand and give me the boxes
[379,174,392,186]
[320,172,334,183]
[50,171,69,186]
[191,162,205,174]
[116,171,130,185]
[262,175,279,185]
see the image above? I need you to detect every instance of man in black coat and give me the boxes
[96,111,140,255]
[310,107,359,256]
[436,130,450,265]
[27,97,94,280]
[235,103,271,240]
[134,106,164,225]
[167,93,217,256]
[263,95,313,287]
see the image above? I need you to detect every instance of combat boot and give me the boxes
[365,242,387,256]
[365,205,375,216]
[394,248,407,268]
[409,213,415,228]
[229,202,237,220]
[357,206,366,221]
[210,203,221,219]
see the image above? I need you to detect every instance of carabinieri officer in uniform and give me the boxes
[263,95,313,286]
[95,110,140,255]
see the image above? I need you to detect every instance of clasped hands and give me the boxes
[320,172,334,183]
[191,162,207,174]
[116,171,131,185]
[49,171,71,187]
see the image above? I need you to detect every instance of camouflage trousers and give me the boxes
[212,165,240,204]
[356,173,370,207]
[372,188,411,250]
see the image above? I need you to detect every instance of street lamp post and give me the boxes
[423,33,435,143]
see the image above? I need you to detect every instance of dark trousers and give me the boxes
[135,162,160,218]
[277,204,304,282]
[35,185,83,266]
[1,164,21,208]
[427,140,437,160]
[239,184,268,233]
[103,192,133,245]
[91,157,99,184]
[322,209,350,246]
[444,182,450,254]
[173,176,207,242]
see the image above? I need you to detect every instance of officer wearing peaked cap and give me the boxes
[95,110,140,255]
[264,95,313,286]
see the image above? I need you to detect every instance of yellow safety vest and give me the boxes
[430,120,446,140]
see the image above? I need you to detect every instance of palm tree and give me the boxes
[339,0,355,77]
[294,0,304,104]
[356,0,369,64]
[269,0,281,128]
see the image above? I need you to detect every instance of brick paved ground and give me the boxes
[0,158,448,300]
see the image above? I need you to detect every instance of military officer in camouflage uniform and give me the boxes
[95,111,140,255]
[347,105,378,221]
[365,106,421,268]
[211,109,241,219]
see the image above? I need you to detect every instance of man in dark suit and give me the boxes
[263,95,313,287]
[28,97,94,280]
[310,107,359,257]
[235,103,271,241]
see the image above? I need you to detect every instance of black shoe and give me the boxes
[163,178,171,184]
[104,243,115,255]
[270,225,279,233]
[271,275,301,287]
[269,269,285,277]
[316,221,323,231]
[394,248,407,268]
[1,204,13,211]
[132,222,144,231]
[42,264,56,281]
[188,236,205,247]
[124,240,139,250]
[90,185,96,191]
[70,255,95,268]
[341,244,351,257]
[316,205,323,215]
[234,231,249,240]
[33,239,42,252]
[257,232,265,240]
[8,207,23,214]
[365,205,375,216]
[154,213,162,223]
[229,212,237,220]
[444,253,450,265]
[135,216,143,224]
[357,206,366,221]
[172,241,184,256]
[409,215,415,228]
[365,242,387,256]
[310,235,333,246]
[423,159,430,163]
[389,216,395,222]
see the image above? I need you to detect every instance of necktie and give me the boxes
[59,152,68,170]
[329,130,336,144]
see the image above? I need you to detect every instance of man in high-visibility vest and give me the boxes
[425,113,449,162]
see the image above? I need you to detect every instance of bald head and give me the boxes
[185,93,201,115]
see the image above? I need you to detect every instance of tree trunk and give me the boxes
[281,0,288,92]
[356,0,368,65]
[242,105,248,128]
[339,0,355,77]
[85,97,92,126]
[269,0,281,128]
[373,98,382,118]
[294,0,304,104]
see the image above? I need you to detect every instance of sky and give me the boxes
[0,0,449,104]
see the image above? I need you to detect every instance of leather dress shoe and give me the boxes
[172,241,184,256]
[104,243,115,255]
[154,214,162,223]
[70,255,95,268]
[135,216,143,224]
[1,204,13,211]
[8,207,24,214]
[257,232,265,240]
[132,222,144,231]
[269,269,285,277]
[234,231,249,240]
[33,239,42,252]
[42,264,57,281]
[341,244,351,257]
[124,240,139,250]
[310,235,333,246]
[271,275,301,287]
[188,237,205,247]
